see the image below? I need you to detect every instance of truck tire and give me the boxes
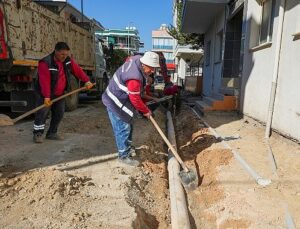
[65,76,79,111]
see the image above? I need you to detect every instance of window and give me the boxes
[259,0,276,44]
[205,41,211,66]
[153,38,173,49]
[215,30,223,63]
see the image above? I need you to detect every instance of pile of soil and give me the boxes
[0,168,97,228]
[174,106,233,227]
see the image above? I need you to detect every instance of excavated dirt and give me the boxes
[1,98,299,228]
[174,103,300,228]
[128,109,171,228]
[174,107,233,228]
[0,168,98,228]
[0,100,170,228]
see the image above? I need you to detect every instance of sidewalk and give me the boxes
[182,108,300,228]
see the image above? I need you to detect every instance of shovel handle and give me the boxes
[149,115,189,172]
[146,95,173,105]
[12,84,95,123]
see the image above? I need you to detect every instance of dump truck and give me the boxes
[0,0,108,112]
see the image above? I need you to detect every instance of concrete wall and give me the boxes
[203,10,226,96]
[178,58,187,79]
[272,0,300,140]
[241,0,278,122]
[241,0,300,141]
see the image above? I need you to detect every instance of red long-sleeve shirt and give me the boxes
[38,58,89,98]
[126,79,150,114]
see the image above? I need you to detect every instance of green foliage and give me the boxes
[167,0,203,49]
[104,48,128,74]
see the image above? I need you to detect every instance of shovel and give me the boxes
[0,84,95,126]
[149,115,198,190]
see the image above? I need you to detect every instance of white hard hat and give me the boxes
[140,51,160,68]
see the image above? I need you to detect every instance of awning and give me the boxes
[174,45,204,65]
[182,0,230,34]
[166,63,175,70]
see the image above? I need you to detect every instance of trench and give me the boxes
[127,108,192,228]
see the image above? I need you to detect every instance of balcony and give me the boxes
[182,0,230,34]
[152,45,173,50]
[174,45,204,65]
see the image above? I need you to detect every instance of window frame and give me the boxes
[205,41,211,66]
[258,0,276,45]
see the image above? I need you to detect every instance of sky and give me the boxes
[68,0,173,51]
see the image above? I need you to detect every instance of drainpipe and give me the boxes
[265,0,286,139]
[167,111,191,229]
[264,0,286,174]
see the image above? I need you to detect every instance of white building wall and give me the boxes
[242,0,300,141]
[241,0,278,122]
[178,58,187,80]
[272,0,300,140]
[203,10,225,96]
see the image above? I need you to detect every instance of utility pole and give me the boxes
[127,22,133,55]
[127,24,130,55]
[81,0,83,22]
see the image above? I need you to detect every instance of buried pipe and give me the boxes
[191,108,271,187]
[166,111,191,229]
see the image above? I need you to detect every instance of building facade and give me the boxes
[172,0,204,92]
[181,0,300,141]
[152,24,175,67]
[96,27,144,54]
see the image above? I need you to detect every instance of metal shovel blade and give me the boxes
[179,169,198,191]
[0,114,14,126]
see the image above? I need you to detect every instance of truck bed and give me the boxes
[1,0,95,69]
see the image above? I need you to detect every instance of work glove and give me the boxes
[85,81,94,90]
[44,98,52,107]
[143,111,152,119]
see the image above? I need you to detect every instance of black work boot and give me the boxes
[46,133,64,140]
[33,132,43,143]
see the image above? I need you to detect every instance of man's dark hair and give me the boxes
[55,42,70,51]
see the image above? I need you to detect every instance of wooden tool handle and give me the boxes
[149,115,189,172]
[13,84,95,123]
[146,95,173,105]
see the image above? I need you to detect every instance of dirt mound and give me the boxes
[0,168,96,228]
[0,114,13,126]
[0,168,94,200]
[194,149,232,205]
[219,219,251,229]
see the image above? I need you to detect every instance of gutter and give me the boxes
[191,108,271,186]
[265,0,286,175]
